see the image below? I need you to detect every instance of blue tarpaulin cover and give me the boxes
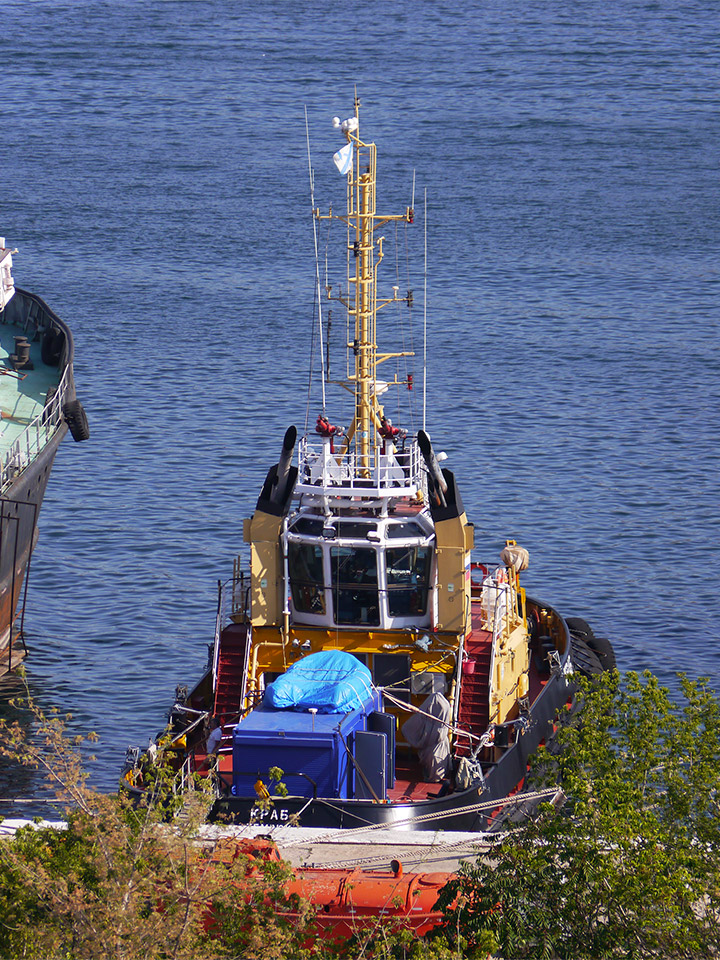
[264,650,375,713]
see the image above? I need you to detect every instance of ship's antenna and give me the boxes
[305,105,327,412]
[423,187,428,431]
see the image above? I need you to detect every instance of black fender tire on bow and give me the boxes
[63,399,90,442]
[565,616,616,672]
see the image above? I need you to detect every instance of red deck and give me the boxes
[387,754,446,802]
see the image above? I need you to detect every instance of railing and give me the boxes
[230,557,251,620]
[485,583,505,726]
[0,363,73,494]
[479,569,517,726]
[296,436,426,499]
[481,565,533,729]
[211,568,251,691]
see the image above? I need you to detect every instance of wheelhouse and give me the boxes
[286,512,435,630]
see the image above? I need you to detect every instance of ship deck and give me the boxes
[0,322,59,459]
[205,613,552,807]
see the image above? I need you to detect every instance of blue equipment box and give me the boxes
[232,691,380,800]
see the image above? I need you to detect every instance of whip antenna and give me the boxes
[423,188,428,431]
[305,105,327,412]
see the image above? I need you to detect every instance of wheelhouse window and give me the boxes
[288,541,326,615]
[330,546,380,626]
[386,545,432,617]
[289,517,325,536]
[336,520,377,539]
[386,521,425,539]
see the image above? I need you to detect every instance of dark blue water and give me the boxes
[1,0,718,795]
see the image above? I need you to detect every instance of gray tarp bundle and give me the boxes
[401,692,452,781]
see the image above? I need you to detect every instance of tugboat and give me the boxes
[0,240,89,677]
[124,102,613,831]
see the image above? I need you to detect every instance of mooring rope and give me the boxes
[272,786,562,846]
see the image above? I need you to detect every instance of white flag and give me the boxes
[333,142,353,175]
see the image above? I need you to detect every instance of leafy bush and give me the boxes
[432,671,720,958]
[3,672,720,958]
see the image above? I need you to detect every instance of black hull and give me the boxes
[210,658,573,832]
[0,429,67,671]
[0,287,77,676]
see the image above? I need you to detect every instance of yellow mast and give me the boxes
[318,97,414,476]
[353,122,376,472]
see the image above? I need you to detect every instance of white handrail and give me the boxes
[0,364,72,493]
[296,436,425,499]
[484,573,513,725]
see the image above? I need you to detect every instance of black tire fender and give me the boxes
[565,617,595,641]
[565,616,616,672]
[586,634,616,672]
[63,399,90,442]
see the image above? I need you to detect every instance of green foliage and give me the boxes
[124,729,208,819]
[0,696,459,960]
[268,765,289,798]
[4,672,720,959]
[343,922,493,959]
[433,670,720,958]
[0,696,318,960]
[205,854,320,959]
[251,765,290,816]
